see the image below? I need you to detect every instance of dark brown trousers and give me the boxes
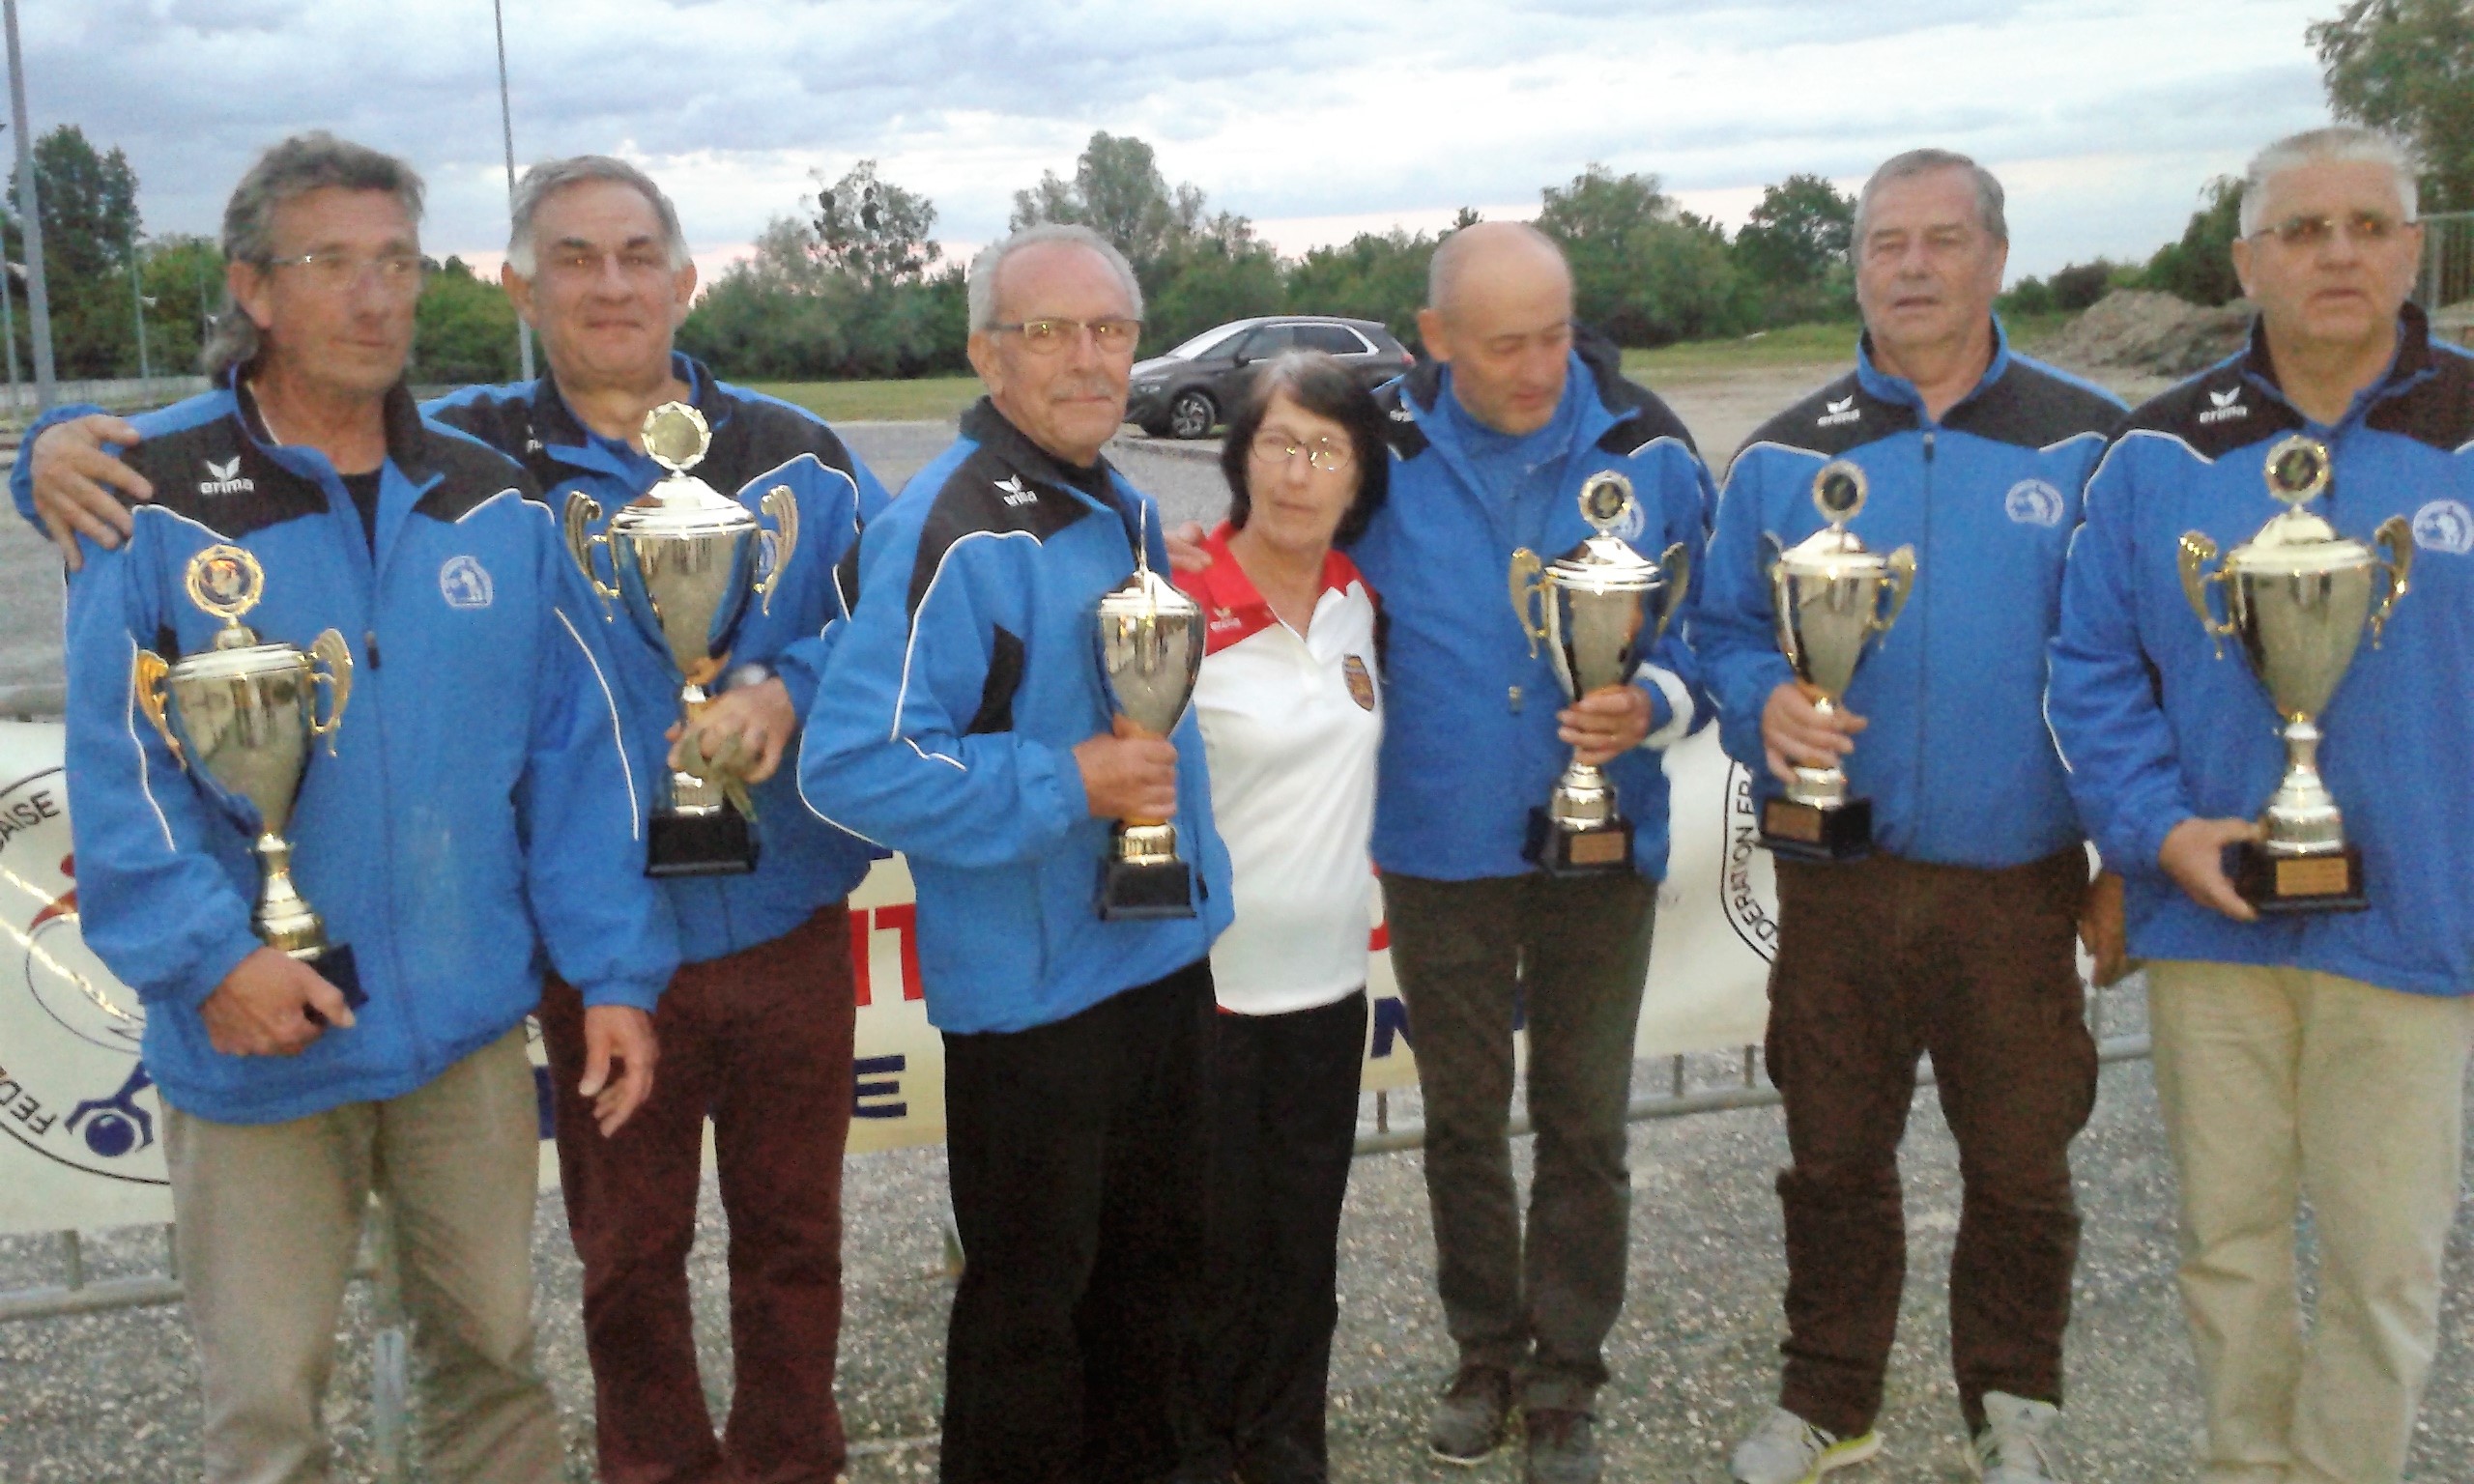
[540,902,858,1484]
[1765,848,2096,1439]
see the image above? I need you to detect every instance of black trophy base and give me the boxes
[1099,856,1196,921]
[1524,808,1636,877]
[2232,842,2368,914]
[1760,796,1875,862]
[298,941,365,1020]
[647,808,759,878]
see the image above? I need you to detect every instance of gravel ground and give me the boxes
[3,406,2470,1481]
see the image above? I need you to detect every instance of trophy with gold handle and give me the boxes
[563,402,798,876]
[2178,434,2411,911]
[1509,471,1690,876]
[132,543,360,1000]
[1759,459,1915,861]
[1093,506,1206,920]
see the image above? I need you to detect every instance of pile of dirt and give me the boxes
[2041,289,2251,377]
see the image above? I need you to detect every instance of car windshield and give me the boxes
[1162,326,1252,360]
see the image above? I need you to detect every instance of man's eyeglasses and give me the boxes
[541,245,677,280]
[991,317,1142,357]
[2248,212,2416,249]
[1248,430,1355,472]
[263,250,429,297]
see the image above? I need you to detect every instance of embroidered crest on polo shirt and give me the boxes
[197,456,254,497]
[1343,654,1376,711]
[439,554,495,609]
[2003,478,2065,528]
[2412,498,2474,556]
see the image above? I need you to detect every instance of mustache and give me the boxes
[1046,375,1122,402]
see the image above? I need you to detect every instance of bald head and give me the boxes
[1418,221,1577,437]
[1426,221,1571,318]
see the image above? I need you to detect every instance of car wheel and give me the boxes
[1168,389,1217,440]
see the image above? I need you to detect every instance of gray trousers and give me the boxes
[1382,870,1655,1413]
[164,1028,563,1484]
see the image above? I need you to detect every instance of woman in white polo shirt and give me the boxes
[1171,352,1389,1484]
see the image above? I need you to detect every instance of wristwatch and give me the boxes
[720,661,778,694]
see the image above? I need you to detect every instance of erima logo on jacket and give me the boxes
[2198,387,2248,425]
[1818,396,1860,428]
[993,475,1039,508]
[197,457,253,496]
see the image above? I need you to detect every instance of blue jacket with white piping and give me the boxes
[799,400,1232,1035]
[1347,334,1713,883]
[424,356,892,964]
[57,377,678,1125]
[1697,323,2125,869]
[2047,307,2474,998]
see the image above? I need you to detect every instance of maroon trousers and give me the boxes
[539,902,858,1484]
[1765,849,2096,1440]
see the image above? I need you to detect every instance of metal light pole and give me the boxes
[495,0,533,381]
[128,232,151,385]
[0,146,20,411]
[3,0,54,410]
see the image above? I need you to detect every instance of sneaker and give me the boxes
[1971,1393,2067,1483]
[1426,1364,1514,1465]
[1730,1407,1883,1484]
[1522,1408,1600,1484]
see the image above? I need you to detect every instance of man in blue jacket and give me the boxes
[2049,126,2473,1484]
[1350,221,1712,1484]
[1699,151,2120,1484]
[427,156,891,1484]
[800,223,1232,1484]
[46,133,675,1484]
[24,154,893,1484]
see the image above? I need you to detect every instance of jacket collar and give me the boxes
[1853,316,2014,420]
[2236,300,2440,427]
[528,351,719,469]
[1398,327,1631,472]
[223,364,438,487]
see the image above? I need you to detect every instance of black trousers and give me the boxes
[938,959,1213,1484]
[1179,990,1369,1484]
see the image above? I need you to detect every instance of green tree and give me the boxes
[814,159,940,286]
[1286,229,1437,349]
[4,125,142,377]
[137,234,222,376]
[2312,0,2474,211]
[1537,163,1754,346]
[2143,176,2247,306]
[1010,131,1206,277]
[411,256,520,385]
[1734,173,1856,325]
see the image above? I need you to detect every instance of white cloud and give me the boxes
[13,0,2334,281]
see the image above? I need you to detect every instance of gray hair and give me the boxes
[205,131,425,378]
[2239,126,2422,236]
[505,156,690,278]
[1853,149,2008,251]
[965,223,1142,332]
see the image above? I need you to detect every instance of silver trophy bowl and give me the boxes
[1769,461,1914,813]
[2179,435,2410,905]
[1093,516,1206,919]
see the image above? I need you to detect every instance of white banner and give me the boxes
[0,720,1777,1233]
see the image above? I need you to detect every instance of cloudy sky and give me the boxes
[20,0,2339,284]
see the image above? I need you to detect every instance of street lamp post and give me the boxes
[129,232,151,387]
[495,0,532,382]
[3,0,56,411]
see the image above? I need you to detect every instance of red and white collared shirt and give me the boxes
[1177,524,1382,1016]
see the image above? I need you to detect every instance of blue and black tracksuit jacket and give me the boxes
[425,355,893,965]
[799,399,1232,1036]
[1699,322,2126,869]
[51,376,678,1125]
[2049,306,2474,997]
[1349,333,1714,883]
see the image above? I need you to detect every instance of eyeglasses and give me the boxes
[1248,430,1355,472]
[263,250,429,297]
[2248,212,2416,249]
[991,317,1142,357]
[541,245,677,281]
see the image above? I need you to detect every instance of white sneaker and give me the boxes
[1730,1408,1883,1484]
[1971,1392,2068,1483]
